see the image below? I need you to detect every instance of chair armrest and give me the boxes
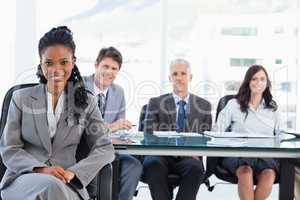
[288,158,300,167]
[96,155,121,200]
[111,155,121,200]
[96,163,113,200]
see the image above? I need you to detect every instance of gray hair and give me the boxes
[169,58,191,74]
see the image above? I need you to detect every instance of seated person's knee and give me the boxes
[236,166,253,178]
[144,159,165,171]
[258,169,276,181]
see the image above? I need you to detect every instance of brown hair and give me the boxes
[95,46,122,69]
[236,65,277,115]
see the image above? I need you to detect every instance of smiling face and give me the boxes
[249,69,267,96]
[94,57,120,89]
[169,63,192,95]
[40,44,74,95]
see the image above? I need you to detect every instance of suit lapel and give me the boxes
[164,94,177,125]
[52,89,77,151]
[186,94,203,132]
[186,94,194,131]
[187,94,194,121]
[52,105,68,151]
[30,85,52,153]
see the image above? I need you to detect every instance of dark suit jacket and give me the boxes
[144,93,212,133]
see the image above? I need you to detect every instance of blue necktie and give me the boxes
[176,100,186,132]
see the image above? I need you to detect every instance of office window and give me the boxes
[295,27,299,37]
[230,58,262,67]
[280,82,291,92]
[165,0,300,130]
[275,59,283,64]
[274,26,284,34]
[3,0,300,131]
[224,81,241,92]
[221,27,258,36]
[35,0,162,121]
[287,120,294,129]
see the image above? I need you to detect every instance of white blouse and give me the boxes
[214,99,281,136]
[47,91,65,138]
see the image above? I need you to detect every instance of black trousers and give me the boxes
[143,156,205,200]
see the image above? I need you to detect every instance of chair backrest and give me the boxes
[215,94,236,122]
[138,104,148,132]
[206,95,238,184]
[138,103,181,191]
[0,84,39,183]
[0,84,39,137]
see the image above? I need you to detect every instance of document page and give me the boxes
[153,131,201,137]
[207,138,248,146]
[204,131,275,138]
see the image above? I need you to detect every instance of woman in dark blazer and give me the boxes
[0,26,115,200]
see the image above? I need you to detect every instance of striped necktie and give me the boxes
[97,93,106,118]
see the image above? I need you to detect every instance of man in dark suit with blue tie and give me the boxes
[143,58,212,200]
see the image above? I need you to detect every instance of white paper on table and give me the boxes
[153,131,201,137]
[204,131,275,138]
[207,138,248,146]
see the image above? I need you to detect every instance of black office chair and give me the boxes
[137,104,148,132]
[205,95,237,184]
[0,83,114,200]
[205,95,279,189]
[138,104,181,198]
[139,104,213,193]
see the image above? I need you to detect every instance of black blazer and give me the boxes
[144,93,212,133]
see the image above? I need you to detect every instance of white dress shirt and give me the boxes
[47,91,65,138]
[93,82,109,98]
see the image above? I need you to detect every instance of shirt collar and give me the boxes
[94,83,109,97]
[172,92,189,105]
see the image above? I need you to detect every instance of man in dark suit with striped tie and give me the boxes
[143,58,212,200]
